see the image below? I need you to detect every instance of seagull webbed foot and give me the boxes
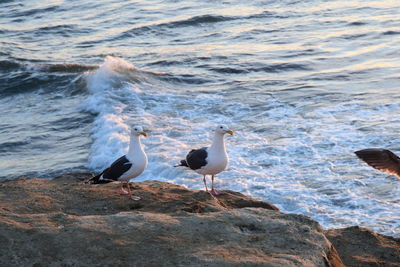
[119,188,129,195]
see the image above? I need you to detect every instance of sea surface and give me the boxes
[1,0,399,237]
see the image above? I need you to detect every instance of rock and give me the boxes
[0,173,349,266]
[0,173,278,216]
[325,226,400,267]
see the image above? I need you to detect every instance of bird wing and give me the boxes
[186,147,208,170]
[355,148,400,178]
[101,155,133,181]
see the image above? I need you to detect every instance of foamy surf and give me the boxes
[81,56,399,237]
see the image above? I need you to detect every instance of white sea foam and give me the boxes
[82,56,400,237]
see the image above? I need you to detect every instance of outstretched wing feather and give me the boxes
[355,148,400,178]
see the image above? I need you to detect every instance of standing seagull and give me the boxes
[175,125,233,196]
[88,126,148,200]
[355,148,400,178]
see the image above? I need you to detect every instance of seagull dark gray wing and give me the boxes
[101,155,132,181]
[186,147,208,170]
[355,148,400,178]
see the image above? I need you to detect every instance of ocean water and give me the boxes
[1,0,399,237]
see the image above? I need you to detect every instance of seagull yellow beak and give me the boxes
[141,131,148,137]
[226,130,233,135]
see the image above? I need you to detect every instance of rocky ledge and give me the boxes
[0,173,398,267]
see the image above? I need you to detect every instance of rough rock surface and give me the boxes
[326,226,400,267]
[0,173,395,266]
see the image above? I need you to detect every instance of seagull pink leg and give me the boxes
[210,175,220,196]
[202,175,209,192]
[119,182,129,195]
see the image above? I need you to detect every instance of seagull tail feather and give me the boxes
[174,160,189,168]
[86,173,101,184]
[86,172,111,184]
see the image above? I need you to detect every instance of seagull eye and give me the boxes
[220,126,223,129]
[134,128,138,131]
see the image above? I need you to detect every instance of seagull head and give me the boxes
[131,126,147,137]
[215,124,233,135]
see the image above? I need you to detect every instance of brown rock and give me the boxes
[0,173,278,216]
[1,173,343,266]
[326,226,400,267]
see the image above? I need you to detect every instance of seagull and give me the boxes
[175,125,233,196]
[88,126,148,200]
[355,148,400,178]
